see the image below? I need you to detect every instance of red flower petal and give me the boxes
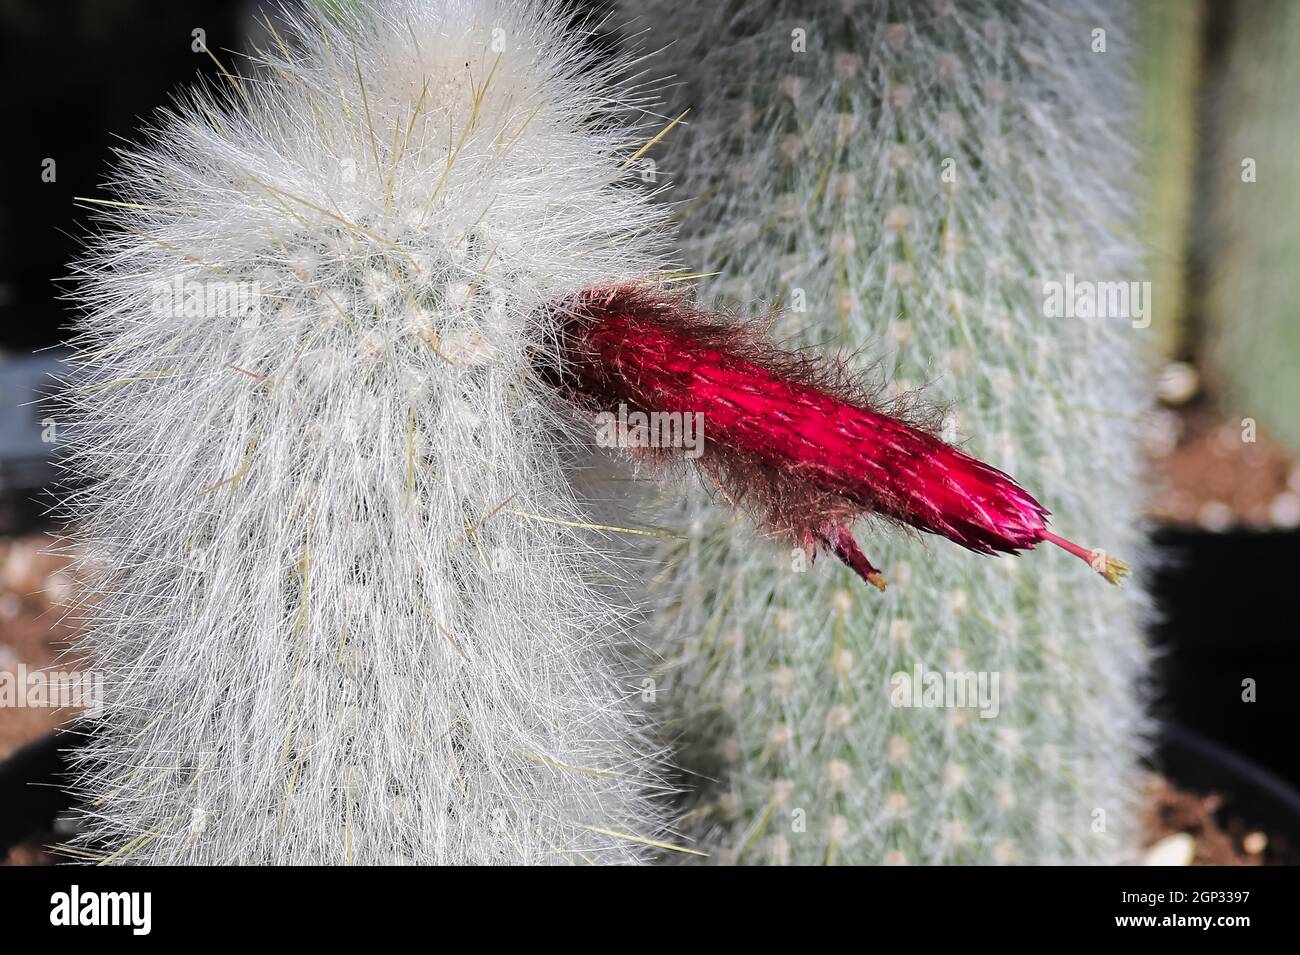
[554,284,1127,590]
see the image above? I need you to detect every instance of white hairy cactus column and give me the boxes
[635,0,1152,863]
[63,0,674,864]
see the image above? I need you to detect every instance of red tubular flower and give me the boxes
[552,283,1128,591]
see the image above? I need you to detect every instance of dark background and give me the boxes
[0,0,241,351]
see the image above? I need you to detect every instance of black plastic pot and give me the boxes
[1149,527,1300,790]
[1158,722,1300,854]
[0,728,80,858]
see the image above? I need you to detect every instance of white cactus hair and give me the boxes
[61,0,676,863]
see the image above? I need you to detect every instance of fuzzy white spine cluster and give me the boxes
[633,0,1152,864]
[63,0,674,864]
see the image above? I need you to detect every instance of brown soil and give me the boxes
[1146,406,1300,530]
[0,534,82,760]
[1142,775,1294,865]
[0,532,82,866]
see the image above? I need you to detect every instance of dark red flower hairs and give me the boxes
[552,283,1128,592]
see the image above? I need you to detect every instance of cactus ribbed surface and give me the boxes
[637,0,1152,864]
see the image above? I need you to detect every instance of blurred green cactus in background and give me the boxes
[1207,0,1300,453]
[1138,0,1202,359]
